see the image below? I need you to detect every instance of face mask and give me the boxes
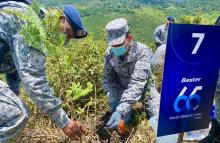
[111,45,126,57]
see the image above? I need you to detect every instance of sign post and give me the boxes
[157,23,220,138]
[177,133,184,143]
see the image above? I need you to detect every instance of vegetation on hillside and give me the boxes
[0,0,219,142]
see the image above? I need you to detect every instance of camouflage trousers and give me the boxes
[0,80,28,143]
[215,91,220,123]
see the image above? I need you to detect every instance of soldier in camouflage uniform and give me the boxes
[151,44,220,143]
[102,18,160,129]
[151,44,166,92]
[0,1,87,142]
[154,16,174,48]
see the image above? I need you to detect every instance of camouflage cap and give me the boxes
[105,18,129,46]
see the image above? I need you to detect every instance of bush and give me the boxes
[11,3,108,118]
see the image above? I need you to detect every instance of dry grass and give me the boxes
[14,88,160,143]
[15,88,198,143]
[17,115,158,143]
[16,109,158,143]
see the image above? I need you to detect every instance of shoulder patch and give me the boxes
[29,50,45,70]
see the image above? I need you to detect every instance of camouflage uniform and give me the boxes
[151,44,166,73]
[154,24,168,47]
[0,1,69,142]
[102,41,160,120]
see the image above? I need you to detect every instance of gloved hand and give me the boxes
[106,111,121,129]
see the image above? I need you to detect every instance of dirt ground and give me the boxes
[15,90,200,143]
[17,109,156,143]
[17,109,200,143]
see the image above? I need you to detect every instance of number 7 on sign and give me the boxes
[192,33,205,55]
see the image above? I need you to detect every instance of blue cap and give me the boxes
[215,16,220,26]
[167,16,174,22]
[63,5,87,39]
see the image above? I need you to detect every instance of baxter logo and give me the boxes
[174,86,202,113]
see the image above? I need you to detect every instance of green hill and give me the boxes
[40,0,219,47]
[82,7,166,46]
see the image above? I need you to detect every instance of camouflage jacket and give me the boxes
[151,44,166,73]
[154,24,168,46]
[0,1,69,129]
[102,41,154,115]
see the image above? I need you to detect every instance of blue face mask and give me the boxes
[111,46,126,57]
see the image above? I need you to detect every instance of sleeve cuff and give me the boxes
[50,108,70,129]
[116,102,131,116]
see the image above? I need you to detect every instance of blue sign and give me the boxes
[157,23,220,137]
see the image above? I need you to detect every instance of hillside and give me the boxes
[0,0,219,142]
[40,0,219,46]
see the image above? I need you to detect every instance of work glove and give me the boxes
[106,111,121,129]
